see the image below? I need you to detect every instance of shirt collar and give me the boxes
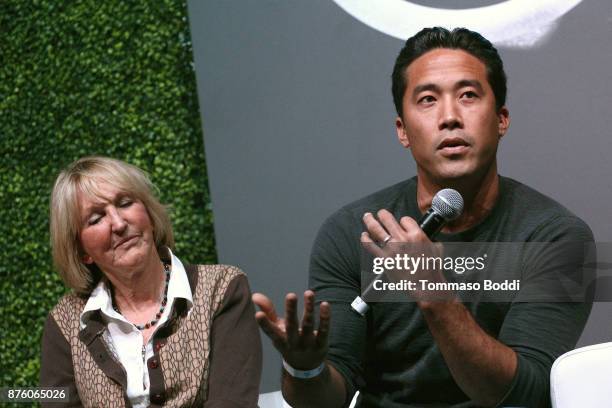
[79,247,193,329]
[163,246,193,310]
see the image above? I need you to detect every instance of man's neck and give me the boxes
[416,164,500,234]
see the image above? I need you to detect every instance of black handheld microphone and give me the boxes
[351,188,464,316]
[417,188,464,236]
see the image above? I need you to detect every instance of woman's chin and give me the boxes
[108,249,149,273]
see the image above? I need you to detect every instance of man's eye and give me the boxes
[418,95,435,104]
[461,91,477,99]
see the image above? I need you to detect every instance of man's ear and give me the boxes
[396,116,411,148]
[497,106,510,138]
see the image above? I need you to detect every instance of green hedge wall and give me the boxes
[0,0,216,391]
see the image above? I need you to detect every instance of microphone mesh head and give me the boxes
[431,189,464,221]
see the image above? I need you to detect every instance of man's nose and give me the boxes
[438,100,463,131]
[108,207,127,233]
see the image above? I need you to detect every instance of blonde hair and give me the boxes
[50,156,174,295]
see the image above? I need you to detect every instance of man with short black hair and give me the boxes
[254,27,592,407]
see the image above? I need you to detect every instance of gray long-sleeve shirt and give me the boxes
[309,176,593,407]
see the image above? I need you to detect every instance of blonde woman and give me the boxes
[40,156,261,407]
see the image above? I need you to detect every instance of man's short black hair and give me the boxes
[391,27,507,117]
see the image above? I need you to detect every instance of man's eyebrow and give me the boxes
[455,79,485,93]
[412,79,486,98]
[412,83,441,98]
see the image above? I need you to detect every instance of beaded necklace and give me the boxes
[112,261,171,330]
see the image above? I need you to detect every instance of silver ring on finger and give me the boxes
[381,234,392,247]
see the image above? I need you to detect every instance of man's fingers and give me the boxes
[252,292,288,351]
[254,311,287,352]
[315,301,331,349]
[362,212,391,243]
[301,290,315,337]
[254,290,331,359]
[361,231,385,258]
[377,209,406,239]
[252,293,279,322]
[285,293,299,347]
[399,215,428,242]
[399,215,419,233]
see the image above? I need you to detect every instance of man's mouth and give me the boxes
[437,137,470,155]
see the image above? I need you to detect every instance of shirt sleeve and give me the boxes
[204,274,262,408]
[39,313,83,407]
[497,215,594,407]
[308,209,367,405]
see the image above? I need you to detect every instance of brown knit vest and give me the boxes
[50,264,242,407]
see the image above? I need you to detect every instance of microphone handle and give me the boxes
[351,208,447,316]
[418,207,446,238]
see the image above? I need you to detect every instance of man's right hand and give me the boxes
[252,290,330,371]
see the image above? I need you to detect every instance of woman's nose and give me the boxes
[108,207,127,233]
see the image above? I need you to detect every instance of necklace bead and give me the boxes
[112,261,171,331]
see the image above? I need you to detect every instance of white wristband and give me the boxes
[282,360,325,379]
